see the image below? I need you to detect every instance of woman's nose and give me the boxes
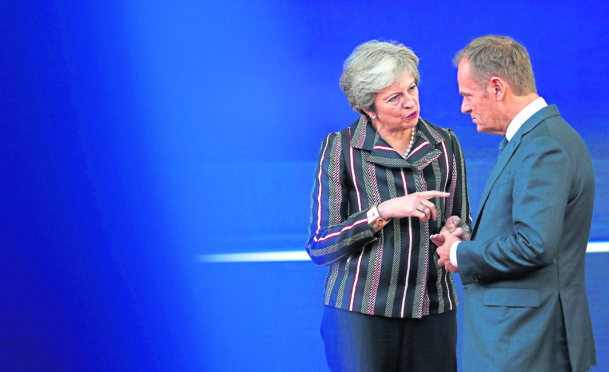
[402,93,415,108]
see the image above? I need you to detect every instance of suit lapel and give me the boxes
[471,105,561,235]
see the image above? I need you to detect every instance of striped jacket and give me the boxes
[306,116,471,319]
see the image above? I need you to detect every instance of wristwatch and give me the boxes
[367,204,390,233]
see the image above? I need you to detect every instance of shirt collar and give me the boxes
[505,97,547,141]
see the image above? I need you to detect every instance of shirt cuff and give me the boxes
[450,241,460,267]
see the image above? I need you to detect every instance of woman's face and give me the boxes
[366,73,419,133]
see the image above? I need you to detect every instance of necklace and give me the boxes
[404,128,417,157]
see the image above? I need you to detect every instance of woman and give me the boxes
[305,40,471,372]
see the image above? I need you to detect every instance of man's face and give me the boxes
[457,59,504,134]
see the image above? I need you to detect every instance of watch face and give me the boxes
[367,205,388,233]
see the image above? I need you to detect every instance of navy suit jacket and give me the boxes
[457,105,596,371]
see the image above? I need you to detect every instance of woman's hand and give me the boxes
[377,191,449,221]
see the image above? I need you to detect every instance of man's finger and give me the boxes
[430,234,445,246]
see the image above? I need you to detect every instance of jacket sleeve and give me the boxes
[445,129,473,232]
[305,132,377,266]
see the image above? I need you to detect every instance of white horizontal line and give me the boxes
[196,242,609,263]
[587,242,609,253]
[196,250,311,263]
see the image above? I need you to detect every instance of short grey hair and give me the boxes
[340,40,420,115]
[453,35,536,95]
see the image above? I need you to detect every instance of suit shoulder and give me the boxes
[526,116,590,157]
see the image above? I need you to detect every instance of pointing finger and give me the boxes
[418,191,450,200]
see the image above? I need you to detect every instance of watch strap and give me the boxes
[367,204,390,233]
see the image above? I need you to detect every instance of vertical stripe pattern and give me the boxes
[306,116,471,318]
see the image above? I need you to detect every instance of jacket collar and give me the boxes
[348,116,445,169]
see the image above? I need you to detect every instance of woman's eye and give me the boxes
[388,95,398,102]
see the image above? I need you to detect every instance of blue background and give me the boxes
[2,1,608,371]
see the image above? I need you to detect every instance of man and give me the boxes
[434,35,596,371]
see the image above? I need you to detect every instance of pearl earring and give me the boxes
[371,114,376,119]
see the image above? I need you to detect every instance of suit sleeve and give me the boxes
[458,136,571,283]
[305,132,377,266]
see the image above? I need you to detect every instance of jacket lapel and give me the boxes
[350,116,443,170]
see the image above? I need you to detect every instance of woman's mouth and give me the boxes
[405,111,418,120]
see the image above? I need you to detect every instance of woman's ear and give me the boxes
[363,110,376,119]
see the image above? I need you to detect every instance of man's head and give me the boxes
[454,35,538,134]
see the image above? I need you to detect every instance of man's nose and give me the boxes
[461,99,471,114]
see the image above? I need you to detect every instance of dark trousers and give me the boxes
[321,306,457,372]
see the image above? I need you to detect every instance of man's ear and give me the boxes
[489,77,505,100]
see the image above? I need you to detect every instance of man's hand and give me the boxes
[430,216,470,245]
[431,216,469,273]
[435,233,460,273]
